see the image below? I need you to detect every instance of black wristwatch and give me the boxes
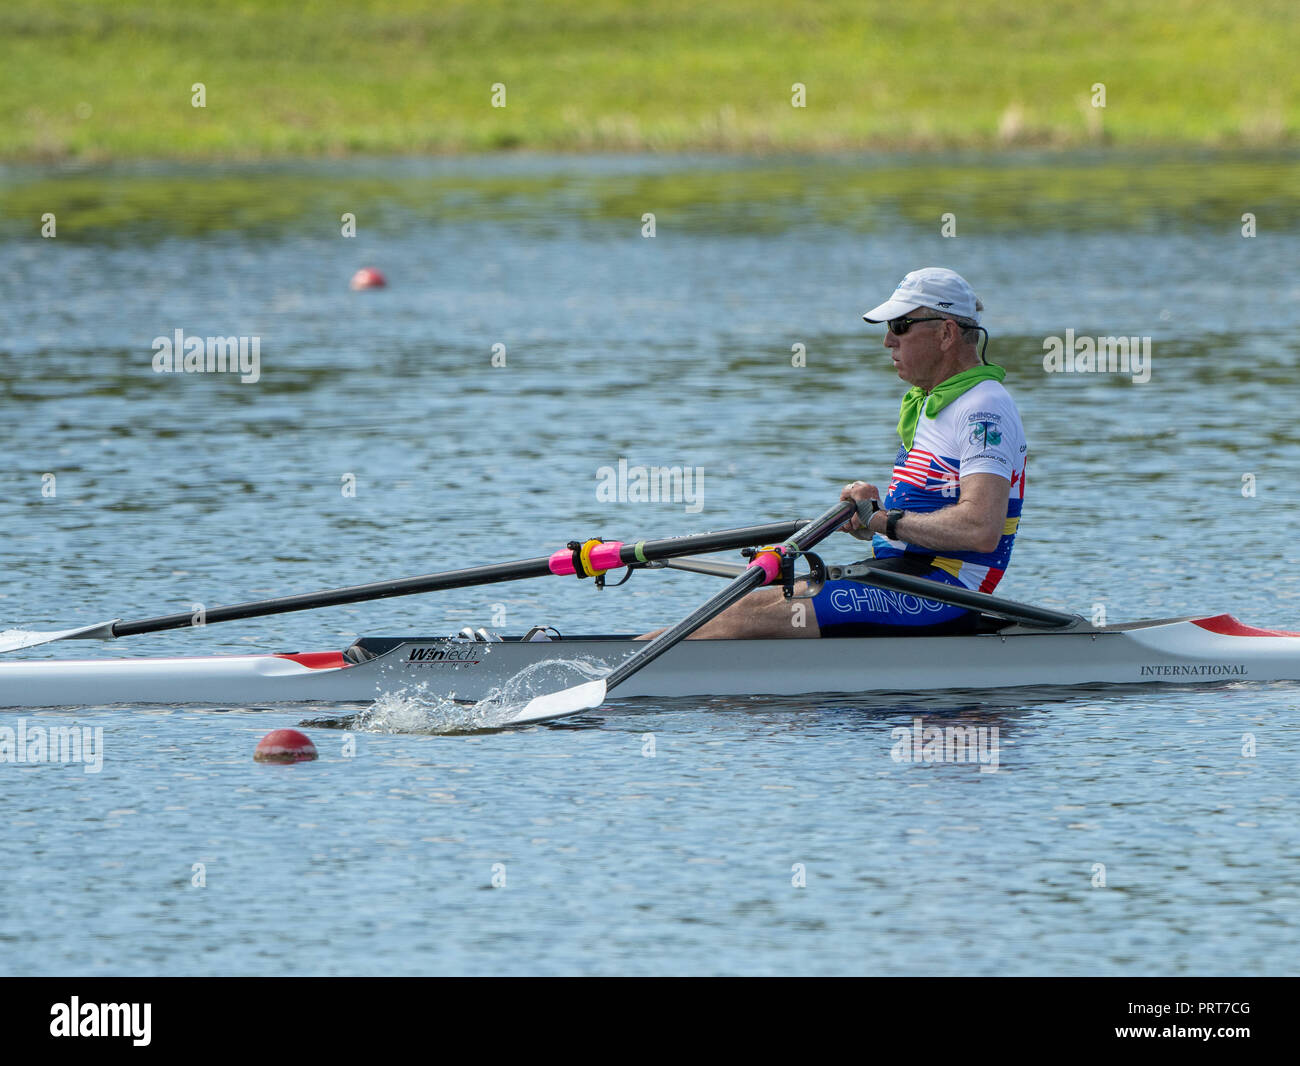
[885,508,904,540]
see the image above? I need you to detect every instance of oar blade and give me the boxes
[0,620,120,654]
[506,679,608,726]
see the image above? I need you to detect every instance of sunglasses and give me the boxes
[887,316,949,336]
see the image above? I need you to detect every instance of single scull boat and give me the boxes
[1,612,1297,709]
[3,508,1298,715]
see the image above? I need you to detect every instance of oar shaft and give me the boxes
[657,556,749,579]
[111,559,553,636]
[602,501,856,692]
[110,520,807,638]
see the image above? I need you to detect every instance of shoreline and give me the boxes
[4,142,1298,174]
[3,147,1298,240]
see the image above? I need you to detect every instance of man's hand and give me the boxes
[839,481,882,536]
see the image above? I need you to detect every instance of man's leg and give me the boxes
[637,584,822,640]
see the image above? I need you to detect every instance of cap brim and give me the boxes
[862,297,923,324]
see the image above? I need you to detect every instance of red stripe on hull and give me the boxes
[1191,614,1300,638]
[274,651,348,669]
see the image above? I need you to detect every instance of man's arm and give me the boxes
[843,474,1010,554]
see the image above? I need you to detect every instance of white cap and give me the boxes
[862,267,981,324]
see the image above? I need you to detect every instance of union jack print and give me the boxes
[891,449,961,492]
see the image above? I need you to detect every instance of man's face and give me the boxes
[883,310,949,387]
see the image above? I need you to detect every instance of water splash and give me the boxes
[304,656,609,735]
[0,628,45,653]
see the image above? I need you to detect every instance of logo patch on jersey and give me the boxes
[968,420,1002,447]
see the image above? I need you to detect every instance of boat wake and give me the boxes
[301,656,609,735]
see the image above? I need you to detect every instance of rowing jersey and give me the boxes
[872,379,1028,592]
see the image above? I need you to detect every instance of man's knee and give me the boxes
[742,587,820,638]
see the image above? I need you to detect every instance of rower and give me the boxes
[639,267,1028,639]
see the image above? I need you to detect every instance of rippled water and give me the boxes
[1,153,1298,974]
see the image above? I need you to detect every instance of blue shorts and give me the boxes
[810,569,975,636]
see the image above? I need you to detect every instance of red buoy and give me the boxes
[349,267,387,290]
[254,728,318,763]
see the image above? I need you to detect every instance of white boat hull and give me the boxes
[0,614,1298,708]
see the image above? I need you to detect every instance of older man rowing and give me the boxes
[641,267,1028,639]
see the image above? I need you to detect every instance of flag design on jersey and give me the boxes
[890,447,960,496]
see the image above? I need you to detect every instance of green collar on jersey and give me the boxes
[898,364,1006,449]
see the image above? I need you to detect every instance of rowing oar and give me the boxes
[0,519,808,654]
[503,499,858,726]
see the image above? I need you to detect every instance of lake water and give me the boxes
[1,151,1298,975]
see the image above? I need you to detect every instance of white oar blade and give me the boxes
[0,620,120,654]
[506,679,608,726]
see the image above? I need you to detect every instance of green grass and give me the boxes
[1,0,1296,160]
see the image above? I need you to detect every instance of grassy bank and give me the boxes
[2,0,1296,161]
